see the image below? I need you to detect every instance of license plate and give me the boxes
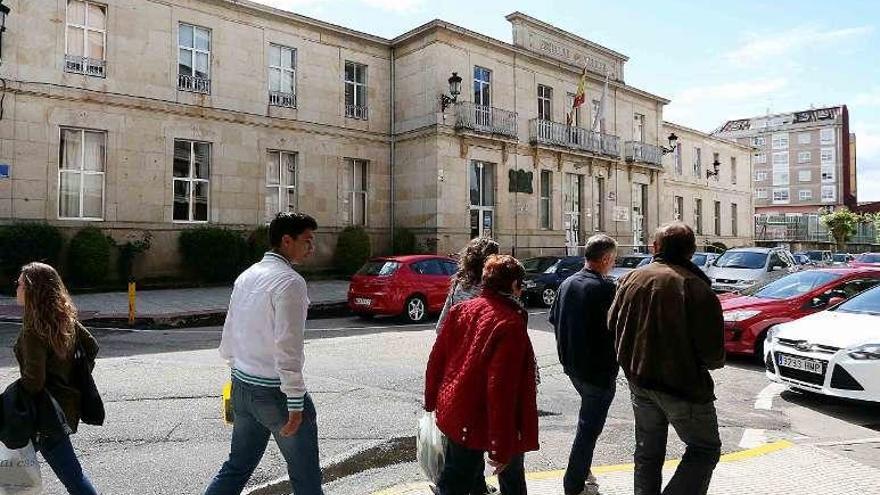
[777,354,823,374]
[354,298,372,306]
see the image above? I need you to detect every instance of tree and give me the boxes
[819,207,861,251]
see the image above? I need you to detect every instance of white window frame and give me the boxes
[694,198,703,235]
[265,150,297,221]
[772,188,790,204]
[673,144,682,175]
[178,23,212,91]
[693,147,702,177]
[797,132,811,145]
[537,85,553,122]
[772,152,789,166]
[755,171,768,182]
[58,128,106,221]
[799,190,812,201]
[731,203,738,236]
[65,1,107,65]
[821,165,836,183]
[772,133,789,150]
[713,200,721,236]
[731,157,737,185]
[820,128,835,145]
[755,153,767,164]
[348,158,368,226]
[821,185,836,202]
[673,195,683,221]
[539,169,552,229]
[753,136,766,146]
[772,171,790,186]
[755,188,768,199]
[820,148,835,165]
[797,151,811,164]
[591,99,603,133]
[470,160,496,238]
[633,113,645,142]
[798,170,812,182]
[268,44,296,108]
[474,66,492,107]
[345,61,368,119]
[172,139,211,223]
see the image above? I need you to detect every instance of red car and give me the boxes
[347,255,458,323]
[721,267,880,358]
[851,253,880,268]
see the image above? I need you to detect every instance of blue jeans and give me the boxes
[563,376,616,495]
[37,434,98,495]
[205,378,323,495]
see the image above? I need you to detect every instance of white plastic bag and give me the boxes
[416,412,447,484]
[0,441,43,495]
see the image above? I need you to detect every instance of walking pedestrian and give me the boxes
[436,236,500,331]
[549,234,618,495]
[205,212,323,495]
[425,255,538,495]
[11,262,100,495]
[609,222,724,495]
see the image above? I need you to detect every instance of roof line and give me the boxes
[664,121,755,150]
[504,11,629,61]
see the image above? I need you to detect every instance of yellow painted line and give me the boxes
[371,440,794,495]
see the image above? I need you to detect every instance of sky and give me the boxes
[253,0,880,202]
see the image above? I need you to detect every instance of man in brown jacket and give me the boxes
[609,222,724,495]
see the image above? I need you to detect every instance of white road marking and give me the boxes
[755,383,786,410]
[739,428,767,448]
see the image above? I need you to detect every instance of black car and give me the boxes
[522,255,585,307]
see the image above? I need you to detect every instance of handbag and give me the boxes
[73,332,105,426]
[0,440,42,495]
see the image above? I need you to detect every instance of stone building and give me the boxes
[660,122,754,249]
[0,0,671,277]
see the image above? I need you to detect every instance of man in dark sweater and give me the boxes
[549,234,619,495]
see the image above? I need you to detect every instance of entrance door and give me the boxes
[564,173,583,255]
[632,183,648,251]
[469,161,495,238]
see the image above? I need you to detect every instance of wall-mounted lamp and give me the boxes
[439,72,462,112]
[660,133,678,155]
[706,158,721,179]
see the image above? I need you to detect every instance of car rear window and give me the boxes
[357,260,400,276]
[856,254,880,263]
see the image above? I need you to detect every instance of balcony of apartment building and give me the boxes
[624,140,663,169]
[528,119,621,159]
[454,101,518,140]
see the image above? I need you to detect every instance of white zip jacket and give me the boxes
[219,252,309,411]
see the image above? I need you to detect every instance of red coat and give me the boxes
[425,291,539,464]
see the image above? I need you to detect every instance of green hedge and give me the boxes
[0,222,65,280]
[179,227,248,283]
[247,225,271,264]
[392,227,419,255]
[334,226,371,276]
[67,227,113,286]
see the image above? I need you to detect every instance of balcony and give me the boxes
[345,104,369,120]
[454,102,517,139]
[528,119,620,159]
[64,55,106,78]
[178,74,211,94]
[625,141,663,168]
[269,91,296,109]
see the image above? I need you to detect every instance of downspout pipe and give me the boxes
[390,47,396,253]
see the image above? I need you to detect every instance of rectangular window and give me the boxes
[753,136,765,146]
[591,99,603,133]
[59,128,105,220]
[694,198,703,234]
[713,201,721,236]
[755,171,768,182]
[772,133,789,150]
[265,151,297,221]
[539,170,552,229]
[772,171,790,186]
[172,139,210,222]
[348,159,368,225]
[731,203,738,237]
[799,190,812,200]
[821,165,835,183]
[731,157,737,185]
[673,144,682,175]
[798,132,811,145]
[65,0,107,77]
[772,152,789,165]
[820,148,835,164]
[470,161,495,238]
[755,153,767,164]
[673,195,684,221]
[474,66,492,107]
[537,85,553,121]
[755,188,768,199]
[820,128,835,145]
[633,113,645,142]
[798,170,812,182]
[268,44,296,108]
[693,147,702,177]
[345,61,368,119]
[822,185,836,202]
[797,151,811,163]
[594,177,605,231]
[178,23,211,93]
[773,188,790,204]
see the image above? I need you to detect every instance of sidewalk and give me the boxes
[0,280,350,326]
[375,441,880,495]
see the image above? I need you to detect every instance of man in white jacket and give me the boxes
[205,212,322,495]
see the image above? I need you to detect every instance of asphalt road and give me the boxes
[1,312,878,495]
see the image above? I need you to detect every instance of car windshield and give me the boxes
[835,286,880,315]
[805,251,825,261]
[692,254,708,266]
[833,254,849,262]
[856,254,880,263]
[713,251,768,269]
[615,256,646,269]
[745,271,842,299]
[523,257,555,273]
[357,260,400,276]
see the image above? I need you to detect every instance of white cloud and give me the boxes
[672,77,788,105]
[253,0,423,13]
[725,26,873,67]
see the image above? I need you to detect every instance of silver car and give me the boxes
[707,247,797,293]
[691,252,719,272]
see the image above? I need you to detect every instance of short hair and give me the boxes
[584,234,617,262]
[654,222,696,260]
[269,212,318,247]
[481,255,525,293]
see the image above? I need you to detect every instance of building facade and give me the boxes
[0,0,670,277]
[660,122,754,248]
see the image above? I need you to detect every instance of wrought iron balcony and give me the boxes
[625,141,663,168]
[529,119,621,159]
[345,104,369,120]
[269,91,297,108]
[178,74,211,94]
[64,55,106,78]
[455,102,518,139]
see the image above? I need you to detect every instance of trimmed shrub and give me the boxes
[114,231,153,282]
[0,222,64,279]
[334,226,371,276]
[392,227,419,255]
[67,227,114,286]
[178,227,248,283]
[247,225,271,263]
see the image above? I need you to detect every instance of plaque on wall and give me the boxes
[613,206,630,222]
[508,169,534,194]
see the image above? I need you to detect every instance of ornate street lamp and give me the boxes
[706,158,721,179]
[659,133,678,155]
[439,72,462,111]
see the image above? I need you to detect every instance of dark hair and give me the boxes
[269,212,318,247]
[584,234,617,262]
[453,237,500,289]
[481,255,525,293]
[654,222,696,260]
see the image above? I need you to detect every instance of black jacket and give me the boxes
[0,380,71,449]
[549,269,618,388]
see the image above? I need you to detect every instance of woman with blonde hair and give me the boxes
[13,262,100,494]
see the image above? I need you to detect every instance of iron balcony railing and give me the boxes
[64,55,106,77]
[755,214,878,244]
[345,104,369,120]
[528,119,620,159]
[455,102,518,139]
[269,91,296,108]
[625,141,663,168]
[178,74,211,94]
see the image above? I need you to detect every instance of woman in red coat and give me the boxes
[425,255,539,495]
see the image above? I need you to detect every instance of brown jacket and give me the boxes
[609,260,724,403]
[14,321,99,432]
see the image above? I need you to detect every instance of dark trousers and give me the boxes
[629,382,721,495]
[437,440,526,495]
[563,375,616,495]
[37,434,99,495]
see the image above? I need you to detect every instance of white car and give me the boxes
[764,285,880,402]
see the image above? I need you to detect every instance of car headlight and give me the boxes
[765,325,781,344]
[847,344,880,360]
[723,310,761,322]
[524,280,537,289]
